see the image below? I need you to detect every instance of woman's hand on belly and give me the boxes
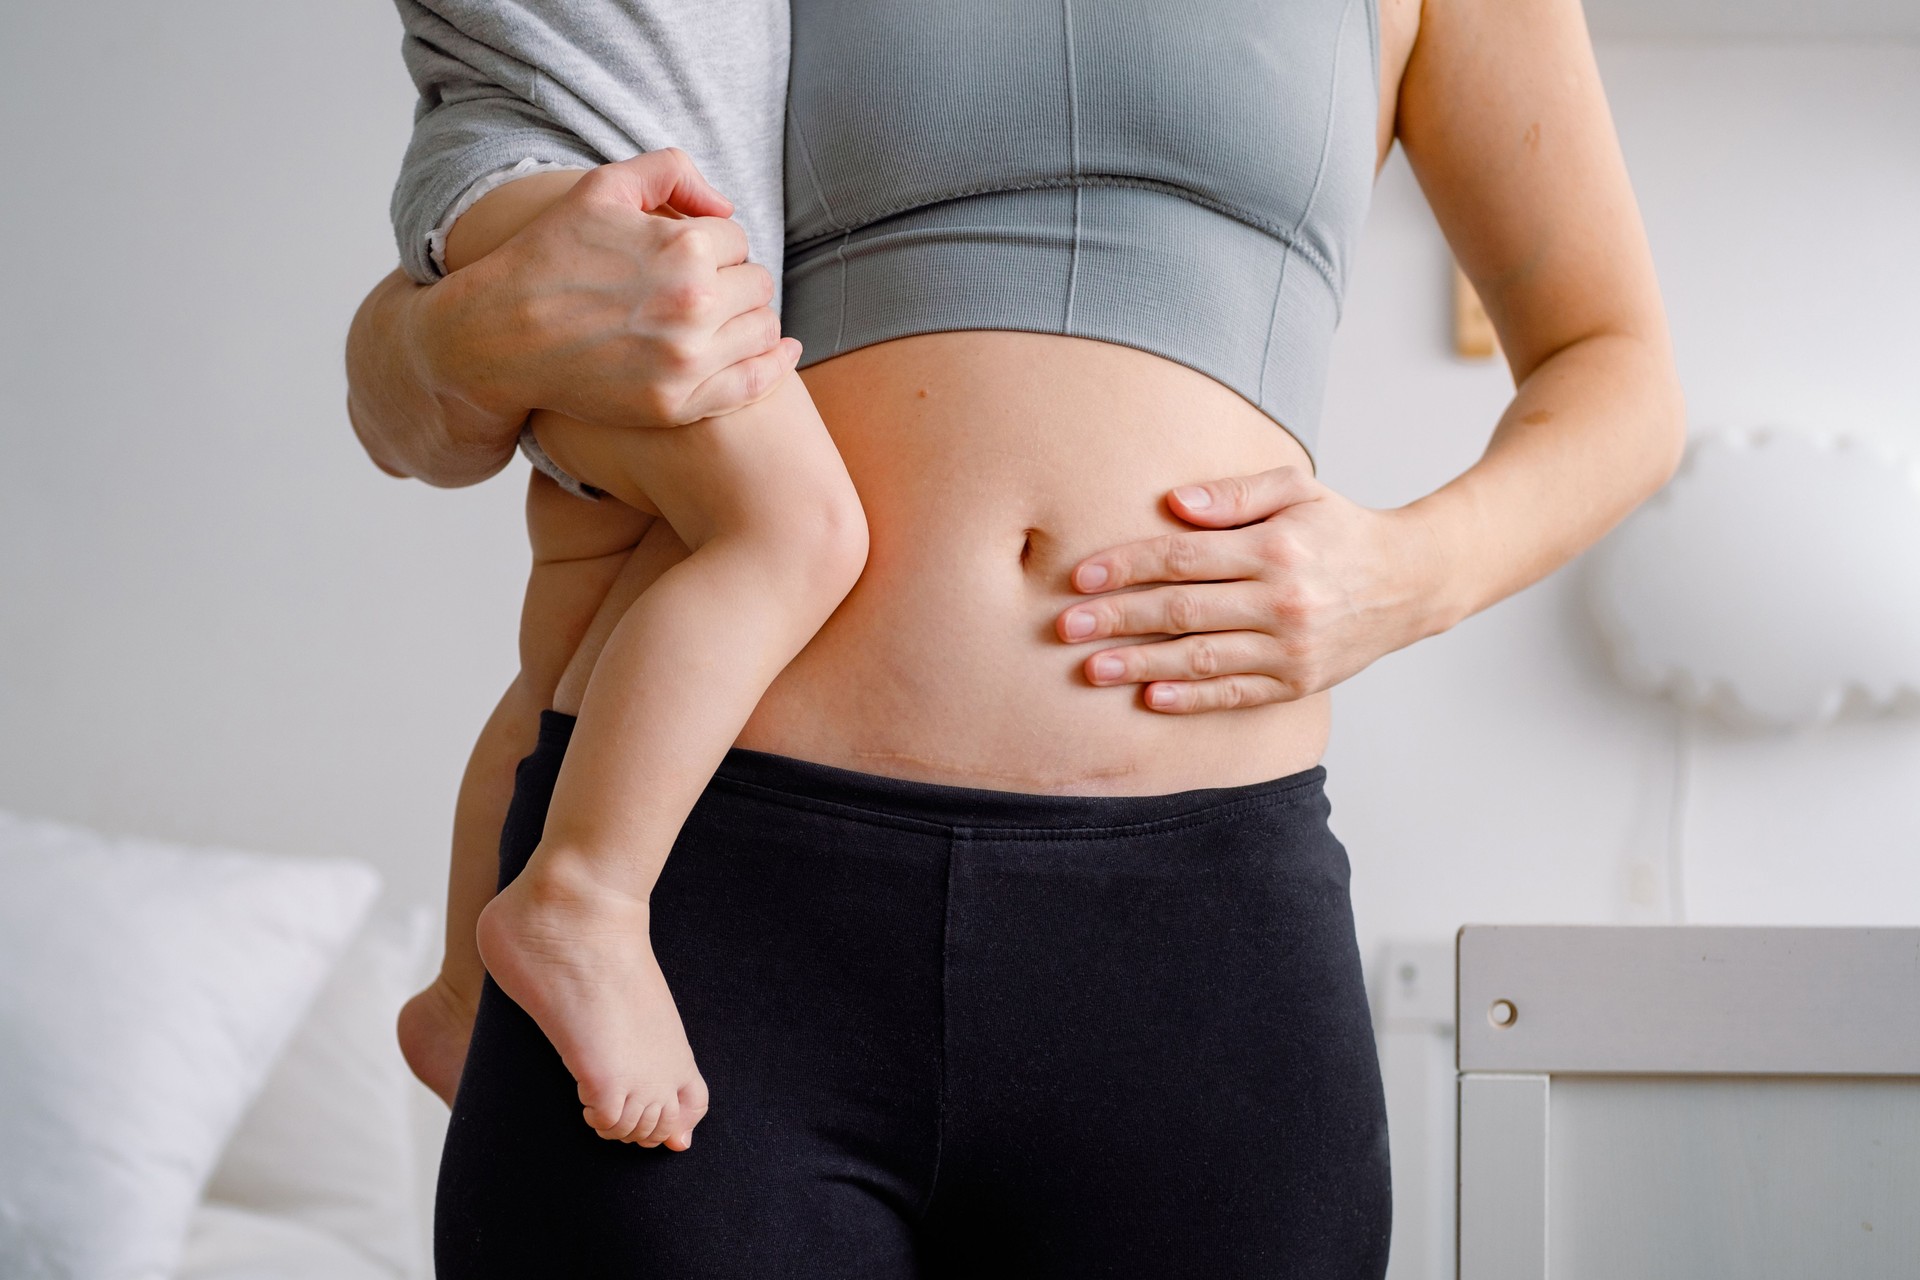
[1056,465,1455,713]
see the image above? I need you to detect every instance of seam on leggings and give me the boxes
[961,793,1320,843]
[916,830,956,1224]
[709,773,1323,840]
[710,775,960,836]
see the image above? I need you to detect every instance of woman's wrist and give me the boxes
[1385,495,1476,644]
[344,263,529,487]
[346,269,502,487]
[1055,464,1495,713]
[406,264,531,484]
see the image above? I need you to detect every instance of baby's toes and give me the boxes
[595,1094,650,1142]
[678,1077,710,1128]
[626,1100,668,1146]
[579,1084,630,1136]
[636,1101,685,1149]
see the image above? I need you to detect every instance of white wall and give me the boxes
[2,8,1915,947]
[1,2,525,906]
[1320,39,1920,967]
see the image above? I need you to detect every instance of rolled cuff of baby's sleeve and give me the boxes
[426,157,596,277]
[390,105,605,285]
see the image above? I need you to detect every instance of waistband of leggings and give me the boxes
[533,709,1326,833]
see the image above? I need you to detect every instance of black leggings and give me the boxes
[437,711,1391,1278]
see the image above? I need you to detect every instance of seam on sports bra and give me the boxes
[833,234,850,353]
[788,174,1343,296]
[1259,0,1359,405]
[1062,0,1083,334]
[783,114,852,355]
[1306,0,1363,316]
[788,110,845,236]
[787,114,852,357]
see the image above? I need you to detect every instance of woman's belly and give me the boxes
[733,331,1330,795]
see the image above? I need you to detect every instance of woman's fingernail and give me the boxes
[1147,684,1177,708]
[1076,563,1109,591]
[1091,654,1124,681]
[1174,486,1212,510]
[1063,610,1096,640]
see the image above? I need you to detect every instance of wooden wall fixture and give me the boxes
[1453,258,1500,360]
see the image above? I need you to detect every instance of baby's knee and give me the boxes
[736,483,869,601]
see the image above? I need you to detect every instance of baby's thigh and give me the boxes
[530,374,846,545]
[516,469,661,700]
[528,409,665,516]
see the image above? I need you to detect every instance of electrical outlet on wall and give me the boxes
[1451,259,1499,361]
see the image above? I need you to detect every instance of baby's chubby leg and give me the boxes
[400,475,678,1106]
[477,372,868,1149]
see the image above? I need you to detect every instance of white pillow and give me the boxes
[0,811,380,1280]
[206,906,435,1278]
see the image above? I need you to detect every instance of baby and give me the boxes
[382,1,859,1152]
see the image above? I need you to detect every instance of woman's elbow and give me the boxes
[1639,373,1690,501]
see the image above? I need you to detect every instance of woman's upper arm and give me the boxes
[1393,0,1671,382]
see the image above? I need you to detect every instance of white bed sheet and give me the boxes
[177,1204,398,1280]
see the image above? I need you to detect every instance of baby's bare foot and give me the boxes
[476,853,707,1148]
[397,974,478,1107]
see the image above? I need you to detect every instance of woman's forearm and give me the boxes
[1400,329,1687,637]
[1051,327,1686,715]
[344,151,796,491]
[345,266,527,488]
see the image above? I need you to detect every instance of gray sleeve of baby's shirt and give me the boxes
[389,0,607,284]
[386,0,790,305]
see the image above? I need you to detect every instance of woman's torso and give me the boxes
[727,0,1412,794]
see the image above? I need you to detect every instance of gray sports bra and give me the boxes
[782,0,1381,465]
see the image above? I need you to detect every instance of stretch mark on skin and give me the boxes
[852,749,1144,789]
